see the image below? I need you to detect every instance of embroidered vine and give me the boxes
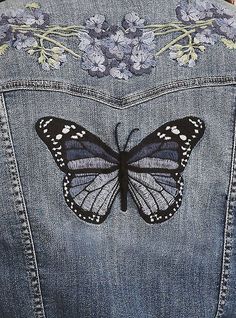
[0,1,236,79]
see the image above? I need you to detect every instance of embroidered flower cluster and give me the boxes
[0,1,236,79]
[172,0,236,66]
[80,13,156,79]
[0,3,67,70]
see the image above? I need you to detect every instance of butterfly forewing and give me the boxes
[127,116,205,172]
[35,116,119,173]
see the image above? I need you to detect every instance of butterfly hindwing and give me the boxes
[35,117,120,224]
[127,116,205,223]
[128,171,184,223]
[64,171,119,224]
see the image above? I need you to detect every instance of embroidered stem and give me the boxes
[48,31,80,37]
[154,28,185,35]
[11,25,46,33]
[50,24,86,30]
[11,25,85,37]
[145,19,214,31]
[34,33,81,58]
[11,23,83,60]
[156,29,195,56]
[143,22,183,29]
[153,21,211,35]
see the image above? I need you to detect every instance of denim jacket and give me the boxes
[0,0,236,317]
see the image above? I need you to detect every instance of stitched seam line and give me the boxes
[0,93,46,318]
[123,76,236,103]
[0,76,236,109]
[214,98,236,318]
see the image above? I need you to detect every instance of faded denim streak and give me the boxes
[0,0,236,318]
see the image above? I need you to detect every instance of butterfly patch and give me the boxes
[35,116,205,224]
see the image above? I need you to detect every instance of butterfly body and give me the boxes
[118,151,130,212]
[36,116,205,224]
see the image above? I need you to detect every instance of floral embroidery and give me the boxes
[0,1,236,79]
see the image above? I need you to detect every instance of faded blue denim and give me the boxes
[0,0,236,317]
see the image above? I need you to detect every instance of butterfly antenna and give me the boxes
[123,128,139,151]
[115,122,121,152]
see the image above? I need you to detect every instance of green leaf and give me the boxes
[28,49,35,56]
[178,54,189,65]
[25,2,41,9]
[221,38,236,49]
[198,45,205,52]
[193,37,200,44]
[38,54,45,64]
[171,44,183,50]
[0,44,9,56]
[48,58,57,65]
[51,46,64,54]
[176,51,184,58]
[191,51,198,61]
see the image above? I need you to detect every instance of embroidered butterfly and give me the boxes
[35,116,205,224]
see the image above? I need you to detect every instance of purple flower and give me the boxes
[169,43,205,68]
[170,48,197,67]
[51,47,67,62]
[110,61,133,80]
[85,14,109,38]
[195,0,214,18]
[1,9,25,25]
[0,24,12,45]
[81,52,109,77]
[1,8,49,28]
[169,45,184,59]
[176,1,206,23]
[215,18,236,40]
[41,60,62,70]
[78,32,103,54]
[103,29,132,59]
[22,9,49,28]
[13,33,37,50]
[41,62,51,71]
[41,48,67,71]
[211,2,232,18]
[132,30,156,52]
[194,28,219,45]
[176,0,234,23]
[122,12,145,37]
[41,60,62,71]
[130,47,156,75]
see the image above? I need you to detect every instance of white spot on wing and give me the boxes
[62,127,70,134]
[56,134,63,140]
[180,134,187,141]
[172,128,180,135]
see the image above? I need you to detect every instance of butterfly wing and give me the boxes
[36,117,120,224]
[128,171,183,223]
[64,171,119,224]
[35,117,119,173]
[127,116,205,223]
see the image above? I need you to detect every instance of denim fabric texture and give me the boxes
[0,0,236,317]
